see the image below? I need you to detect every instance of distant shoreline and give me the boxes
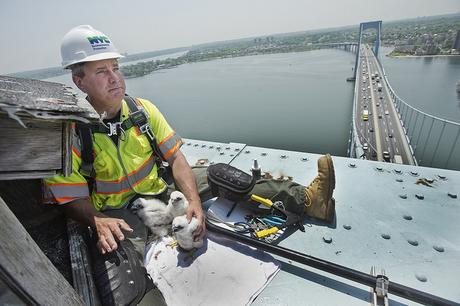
[386,53,460,59]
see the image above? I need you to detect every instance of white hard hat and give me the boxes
[60,25,124,69]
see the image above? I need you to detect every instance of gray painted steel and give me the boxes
[182,138,460,305]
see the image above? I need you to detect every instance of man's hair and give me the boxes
[69,62,85,78]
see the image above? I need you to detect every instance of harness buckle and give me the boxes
[107,122,122,136]
[141,124,155,141]
[129,109,154,140]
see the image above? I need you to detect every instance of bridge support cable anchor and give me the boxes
[206,218,459,306]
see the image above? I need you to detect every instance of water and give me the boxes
[380,47,460,123]
[45,48,459,161]
[47,49,356,156]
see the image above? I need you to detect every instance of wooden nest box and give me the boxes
[0,75,98,180]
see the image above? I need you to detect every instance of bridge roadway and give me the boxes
[355,45,414,164]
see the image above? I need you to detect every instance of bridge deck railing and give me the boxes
[348,48,364,159]
[378,58,460,171]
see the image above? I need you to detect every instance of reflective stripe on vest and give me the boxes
[47,183,89,199]
[95,155,155,194]
[159,132,183,159]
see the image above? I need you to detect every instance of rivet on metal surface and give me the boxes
[433,245,445,252]
[394,169,402,174]
[415,274,427,282]
[399,194,407,199]
[322,235,332,244]
[261,152,267,156]
[230,154,234,157]
[245,150,251,154]
[448,192,457,199]
[216,146,222,150]
[375,167,383,172]
[415,194,424,200]
[301,157,308,162]
[128,280,135,285]
[201,144,206,148]
[210,161,215,165]
[209,145,214,149]
[409,171,419,177]
[381,234,391,240]
[437,174,447,180]
[396,178,403,182]
[193,144,199,147]
[343,224,352,230]
[280,154,288,159]
[348,163,356,168]
[186,142,191,146]
[407,239,419,246]
[219,152,224,155]
[235,148,240,151]
[225,147,230,150]
[403,215,413,221]
[425,177,434,183]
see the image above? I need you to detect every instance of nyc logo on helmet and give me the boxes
[87,35,111,50]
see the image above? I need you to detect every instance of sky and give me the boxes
[1,0,459,74]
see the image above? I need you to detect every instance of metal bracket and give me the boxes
[371,266,389,306]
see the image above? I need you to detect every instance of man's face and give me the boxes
[73,59,126,105]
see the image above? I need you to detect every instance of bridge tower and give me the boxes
[353,20,382,80]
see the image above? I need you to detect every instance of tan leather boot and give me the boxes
[304,154,336,222]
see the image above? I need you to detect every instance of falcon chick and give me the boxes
[131,197,172,237]
[172,215,203,251]
[166,191,189,218]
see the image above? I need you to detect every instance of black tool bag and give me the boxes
[91,239,151,306]
[207,163,256,202]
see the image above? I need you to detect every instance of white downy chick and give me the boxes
[131,197,173,237]
[172,215,203,251]
[166,191,189,219]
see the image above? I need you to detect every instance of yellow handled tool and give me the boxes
[251,194,283,238]
[255,226,280,238]
[250,194,274,208]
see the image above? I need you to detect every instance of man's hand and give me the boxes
[186,199,206,241]
[58,198,134,255]
[94,216,133,254]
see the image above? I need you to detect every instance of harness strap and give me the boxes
[76,94,174,191]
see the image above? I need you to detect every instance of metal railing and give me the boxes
[348,48,364,159]
[382,72,460,170]
[348,47,460,171]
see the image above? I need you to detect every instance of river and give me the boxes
[45,48,460,160]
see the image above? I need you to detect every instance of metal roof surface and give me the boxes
[181,138,460,305]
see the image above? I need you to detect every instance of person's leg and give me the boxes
[251,155,335,222]
[187,157,336,222]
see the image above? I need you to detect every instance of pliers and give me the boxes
[250,194,305,238]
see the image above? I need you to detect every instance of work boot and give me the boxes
[304,154,336,222]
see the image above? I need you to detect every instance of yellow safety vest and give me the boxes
[44,98,182,211]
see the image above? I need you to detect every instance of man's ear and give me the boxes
[72,75,85,93]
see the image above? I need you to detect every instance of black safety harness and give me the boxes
[76,94,173,190]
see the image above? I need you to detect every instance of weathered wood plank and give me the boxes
[0,170,58,180]
[67,220,101,306]
[63,121,73,177]
[0,115,62,172]
[0,196,83,305]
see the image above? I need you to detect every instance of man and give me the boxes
[44,25,336,305]
[45,25,205,252]
[44,25,205,305]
